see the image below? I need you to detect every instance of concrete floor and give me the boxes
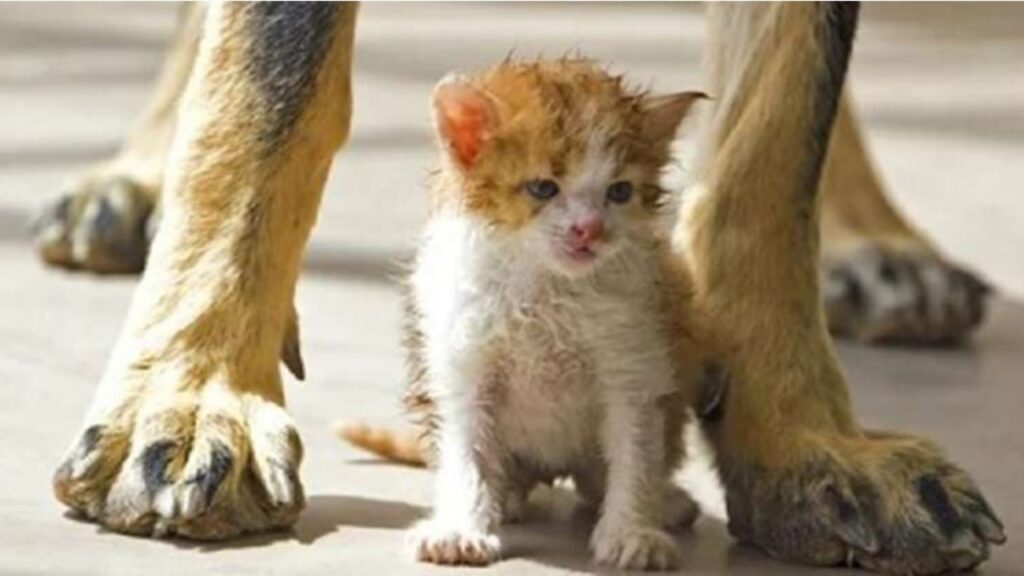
[0,3,1021,575]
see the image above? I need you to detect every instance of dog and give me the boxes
[43,3,1002,573]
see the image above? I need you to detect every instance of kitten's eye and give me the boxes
[606,181,633,204]
[525,178,560,200]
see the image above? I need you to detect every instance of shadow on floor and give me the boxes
[75,495,427,553]
[192,494,424,553]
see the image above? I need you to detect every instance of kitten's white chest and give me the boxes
[490,288,605,472]
[413,212,670,476]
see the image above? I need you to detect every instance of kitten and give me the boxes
[345,59,710,570]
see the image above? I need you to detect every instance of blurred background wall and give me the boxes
[0,2,1021,294]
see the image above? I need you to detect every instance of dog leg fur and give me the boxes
[53,3,358,539]
[682,4,1004,573]
[820,94,990,345]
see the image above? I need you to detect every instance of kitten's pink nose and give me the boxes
[569,216,605,247]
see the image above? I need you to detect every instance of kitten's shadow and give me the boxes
[295,494,425,543]
[492,485,603,573]
[496,486,782,575]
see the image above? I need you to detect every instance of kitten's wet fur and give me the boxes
[404,58,710,569]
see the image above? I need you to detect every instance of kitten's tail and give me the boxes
[334,421,427,467]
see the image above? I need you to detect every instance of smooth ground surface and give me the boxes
[0,3,1021,575]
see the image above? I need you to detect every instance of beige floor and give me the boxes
[0,3,1021,575]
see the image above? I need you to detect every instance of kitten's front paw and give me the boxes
[591,519,681,571]
[407,519,502,566]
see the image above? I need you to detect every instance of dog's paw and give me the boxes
[407,519,502,566]
[53,375,303,540]
[35,174,158,274]
[824,243,990,345]
[591,519,681,571]
[725,431,1005,574]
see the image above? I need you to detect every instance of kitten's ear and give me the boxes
[640,91,707,144]
[432,74,500,171]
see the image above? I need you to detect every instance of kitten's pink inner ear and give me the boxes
[433,78,498,170]
[641,91,708,144]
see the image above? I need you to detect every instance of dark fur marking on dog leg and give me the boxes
[903,258,931,322]
[960,491,1006,544]
[246,2,340,146]
[916,474,961,540]
[956,268,991,328]
[141,440,178,495]
[843,269,865,313]
[697,362,729,422]
[185,440,234,509]
[877,258,898,285]
[802,2,860,197]
[824,482,879,553]
[79,425,104,457]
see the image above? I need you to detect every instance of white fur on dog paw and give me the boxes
[591,520,681,571]
[407,519,502,566]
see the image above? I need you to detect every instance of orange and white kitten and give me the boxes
[404,60,707,570]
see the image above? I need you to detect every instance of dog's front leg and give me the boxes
[684,4,1004,573]
[53,3,358,539]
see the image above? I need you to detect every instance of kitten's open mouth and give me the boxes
[563,245,598,263]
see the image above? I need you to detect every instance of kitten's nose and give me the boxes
[569,216,605,246]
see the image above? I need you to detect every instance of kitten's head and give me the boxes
[430,58,703,277]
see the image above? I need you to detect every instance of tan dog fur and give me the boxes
[53,3,358,539]
[684,6,1002,572]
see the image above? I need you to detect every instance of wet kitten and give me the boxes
[349,59,709,570]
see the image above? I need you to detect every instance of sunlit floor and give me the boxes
[0,3,1020,575]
